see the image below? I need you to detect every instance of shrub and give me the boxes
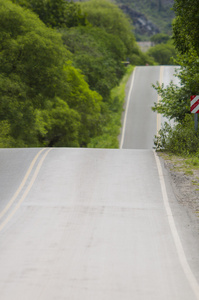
[154,114,199,155]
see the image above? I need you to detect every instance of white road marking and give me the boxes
[0,148,51,232]
[154,151,199,300]
[120,67,136,149]
[155,66,199,299]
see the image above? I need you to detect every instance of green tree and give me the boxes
[0,120,16,147]
[11,0,87,28]
[63,65,102,146]
[146,42,177,65]
[152,50,199,122]
[61,26,126,101]
[152,0,199,123]
[152,39,199,153]
[0,0,102,147]
[154,115,199,154]
[150,33,170,45]
[80,0,136,60]
[35,98,81,147]
[173,0,199,55]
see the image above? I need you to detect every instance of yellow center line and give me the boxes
[0,148,51,232]
[157,66,164,135]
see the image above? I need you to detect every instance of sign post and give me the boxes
[194,113,198,132]
[190,95,199,131]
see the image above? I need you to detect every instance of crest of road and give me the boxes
[0,66,199,299]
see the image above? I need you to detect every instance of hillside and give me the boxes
[74,0,175,40]
[114,0,175,39]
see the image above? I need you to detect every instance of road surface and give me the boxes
[0,66,199,300]
[121,65,180,149]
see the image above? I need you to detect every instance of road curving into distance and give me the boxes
[0,66,199,300]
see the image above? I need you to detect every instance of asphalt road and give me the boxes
[121,65,180,149]
[0,66,199,300]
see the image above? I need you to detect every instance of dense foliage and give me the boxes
[80,0,136,57]
[11,0,88,28]
[152,0,199,154]
[150,33,171,45]
[88,65,134,148]
[61,26,126,101]
[79,0,153,66]
[173,0,199,56]
[154,115,199,154]
[146,33,177,65]
[1,0,149,148]
[147,40,176,65]
[114,0,174,35]
[0,0,102,147]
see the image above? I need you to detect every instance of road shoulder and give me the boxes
[158,153,199,282]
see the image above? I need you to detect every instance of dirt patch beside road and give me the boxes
[160,152,199,226]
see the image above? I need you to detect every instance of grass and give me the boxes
[159,152,199,190]
[88,65,134,148]
[111,65,134,105]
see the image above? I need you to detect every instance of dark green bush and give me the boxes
[154,114,199,155]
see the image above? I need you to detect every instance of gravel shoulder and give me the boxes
[159,152,199,227]
[160,153,199,283]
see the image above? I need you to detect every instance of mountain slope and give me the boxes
[75,0,175,39]
[114,0,175,39]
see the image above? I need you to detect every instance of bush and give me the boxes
[150,33,170,45]
[147,43,177,65]
[154,114,199,155]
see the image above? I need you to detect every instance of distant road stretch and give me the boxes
[120,65,180,149]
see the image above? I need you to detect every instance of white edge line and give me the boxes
[154,150,199,299]
[120,67,136,149]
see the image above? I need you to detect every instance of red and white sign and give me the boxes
[190,95,199,113]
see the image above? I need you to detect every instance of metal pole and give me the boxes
[194,113,198,132]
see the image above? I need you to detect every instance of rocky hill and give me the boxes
[114,0,175,39]
[119,4,160,37]
[74,0,175,40]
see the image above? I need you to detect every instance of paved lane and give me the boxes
[0,66,199,300]
[121,65,179,149]
[0,148,199,299]
[0,148,41,212]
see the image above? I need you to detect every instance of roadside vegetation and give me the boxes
[152,0,199,187]
[146,33,177,65]
[0,0,153,148]
[88,65,134,148]
[160,152,199,177]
